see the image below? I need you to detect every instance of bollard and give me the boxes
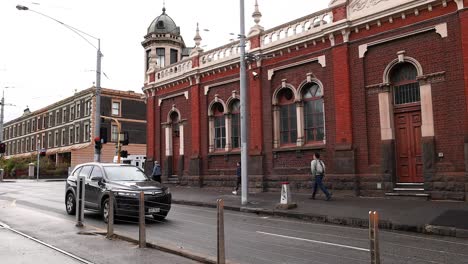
[217,199,225,264]
[0,169,4,182]
[75,176,85,227]
[374,211,380,263]
[139,191,146,248]
[107,191,114,239]
[369,211,381,264]
[276,182,297,209]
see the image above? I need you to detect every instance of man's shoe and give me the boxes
[309,196,315,200]
[232,191,237,195]
[326,194,332,201]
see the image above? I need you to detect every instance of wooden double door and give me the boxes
[394,110,423,183]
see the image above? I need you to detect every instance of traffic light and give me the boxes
[119,132,129,146]
[94,137,102,150]
[100,127,108,144]
[39,149,46,156]
[120,150,128,158]
[0,143,5,154]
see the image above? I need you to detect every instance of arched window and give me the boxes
[391,63,420,105]
[230,100,241,149]
[212,103,226,149]
[170,111,179,137]
[278,89,297,145]
[303,83,324,142]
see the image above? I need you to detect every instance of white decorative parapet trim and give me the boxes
[204,78,240,95]
[200,41,251,68]
[268,55,326,80]
[158,91,189,106]
[359,23,447,58]
[150,59,193,84]
[261,10,333,48]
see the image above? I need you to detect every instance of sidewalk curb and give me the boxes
[172,199,462,238]
[106,233,238,264]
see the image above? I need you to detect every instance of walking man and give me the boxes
[152,161,162,183]
[310,152,331,201]
[232,162,241,195]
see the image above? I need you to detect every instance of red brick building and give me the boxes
[142,0,468,200]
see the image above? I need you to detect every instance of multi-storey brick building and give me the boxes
[143,0,468,200]
[3,88,146,168]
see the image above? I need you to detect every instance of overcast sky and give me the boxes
[0,0,329,122]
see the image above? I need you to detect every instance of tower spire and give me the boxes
[249,0,264,36]
[252,0,262,26]
[162,0,166,13]
[194,22,202,48]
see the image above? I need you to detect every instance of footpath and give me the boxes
[169,185,468,238]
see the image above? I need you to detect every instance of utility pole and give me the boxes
[94,40,102,163]
[239,0,249,205]
[0,90,4,142]
[36,140,40,181]
[0,87,15,143]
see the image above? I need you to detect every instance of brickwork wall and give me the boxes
[144,3,468,199]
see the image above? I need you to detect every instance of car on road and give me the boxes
[64,163,171,222]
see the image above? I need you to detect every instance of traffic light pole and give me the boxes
[36,140,40,181]
[100,116,122,163]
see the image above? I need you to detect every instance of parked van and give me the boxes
[113,155,146,170]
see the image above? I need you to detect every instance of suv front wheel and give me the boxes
[102,198,115,223]
[65,192,76,215]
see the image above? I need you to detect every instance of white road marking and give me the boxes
[257,231,369,252]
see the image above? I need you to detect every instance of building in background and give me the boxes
[3,88,146,168]
[143,0,468,200]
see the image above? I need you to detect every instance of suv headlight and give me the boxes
[165,187,170,194]
[116,191,138,197]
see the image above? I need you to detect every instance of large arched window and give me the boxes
[391,63,420,105]
[212,102,226,149]
[278,88,297,145]
[303,82,324,142]
[230,100,241,149]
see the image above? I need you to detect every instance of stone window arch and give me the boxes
[389,62,420,105]
[208,97,227,152]
[272,85,297,148]
[228,98,241,149]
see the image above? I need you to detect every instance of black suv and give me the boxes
[65,163,171,222]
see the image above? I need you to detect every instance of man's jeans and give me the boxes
[312,175,330,198]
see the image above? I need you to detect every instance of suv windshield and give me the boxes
[104,166,148,181]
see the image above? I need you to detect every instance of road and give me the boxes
[1,180,467,264]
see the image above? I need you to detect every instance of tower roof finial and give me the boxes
[253,0,262,25]
[162,0,166,13]
[194,22,202,47]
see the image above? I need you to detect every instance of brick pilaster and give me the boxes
[248,66,263,155]
[332,44,353,147]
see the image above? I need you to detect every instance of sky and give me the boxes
[0,0,329,122]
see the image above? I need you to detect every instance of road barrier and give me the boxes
[217,199,225,264]
[276,182,297,209]
[369,211,381,264]
[75,176,85,227]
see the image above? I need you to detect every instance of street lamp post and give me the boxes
[16,5,103,162]
[0,86,15,143]
[239,0,249,205]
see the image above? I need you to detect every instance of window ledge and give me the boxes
[273,144,325,153]
[208,150,241,157]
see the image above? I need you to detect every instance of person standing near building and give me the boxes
[232,162,241,195]
[152,161,162,183]
[310,152,331,201]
